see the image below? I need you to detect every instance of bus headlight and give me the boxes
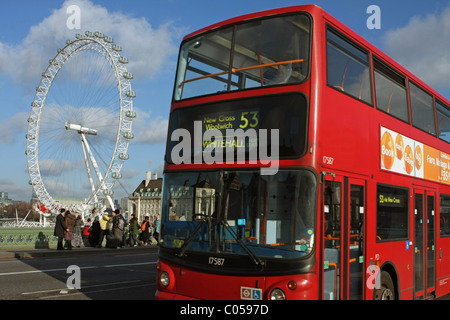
[270,288,286,300]
[160,271,170,287]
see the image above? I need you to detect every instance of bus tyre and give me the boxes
[374,271,395,300]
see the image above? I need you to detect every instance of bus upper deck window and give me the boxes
[174,13,311,100]
[436,101,450,143]
[410,82,436,136]
[326,28,372,105]
[373,58,409,123]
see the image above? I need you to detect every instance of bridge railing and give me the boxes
[0,228,57,249]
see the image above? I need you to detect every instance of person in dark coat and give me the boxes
[54,208,68,250]
[64,211,75,250]
[112,209,125,248]
[140,216,151,245]
[88,216,101,247]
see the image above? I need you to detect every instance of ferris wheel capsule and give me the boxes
[123,132,134,139]
[125,110,136,118]
[93,202,103,209]
[104,36,114,43]
[123,71,133,80]
[119,56,129,64]
[112,172,122,179]
[119,153,129,160]
[126,90,136,98]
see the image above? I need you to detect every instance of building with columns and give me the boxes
[128,171,162,223]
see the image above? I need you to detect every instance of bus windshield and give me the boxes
[174,13,311,100]
[160,170,316,260]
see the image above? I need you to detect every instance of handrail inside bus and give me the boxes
[179,58,306,88]
[328,262,338,299]
[231,58,305,73]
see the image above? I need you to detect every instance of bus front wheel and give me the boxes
[374,271,395,300]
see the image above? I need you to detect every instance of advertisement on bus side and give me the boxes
[380,126,450,184]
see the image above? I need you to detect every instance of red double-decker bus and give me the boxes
[155,5,450,300]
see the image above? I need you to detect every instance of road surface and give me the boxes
[0,247,158,300]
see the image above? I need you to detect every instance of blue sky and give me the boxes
[1,0,450,202]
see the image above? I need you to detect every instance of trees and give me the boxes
[0,202,38,221]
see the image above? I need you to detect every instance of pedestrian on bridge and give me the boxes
[64,211,75,250]
[128,213,142,247]
[97,212,111,248]
[154,214,160,244]
[72,215,84,248]
[141,216,151,245]
[112,209,125,248]
[54,208,68,250]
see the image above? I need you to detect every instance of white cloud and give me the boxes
[384,7,450,91]
[38,159,83,177]
[135,116,169,144]
[0,112,28,143]
[0,0,181,90]
[42,178,76,198]
[120,169,141,179]
[132,107,169,144]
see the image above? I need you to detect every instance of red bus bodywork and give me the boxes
[156,5,450,300]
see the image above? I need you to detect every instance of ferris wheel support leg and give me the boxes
[80,133,116,210]
[81,136,98,204]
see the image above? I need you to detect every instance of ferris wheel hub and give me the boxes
[65,122,98,135]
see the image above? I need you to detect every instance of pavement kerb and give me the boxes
[0,245,159,260]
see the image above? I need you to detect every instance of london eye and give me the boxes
[26,31,136,216]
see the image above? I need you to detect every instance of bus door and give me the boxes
[413,188,436,299]
[322,173,366,300]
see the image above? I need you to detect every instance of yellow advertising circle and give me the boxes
[415,145,422,170]
[395,134,404,160]
[404,145,414,174]
[381,131,395,169]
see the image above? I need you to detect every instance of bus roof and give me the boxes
[183,4,321,40]
[181,4,450,107]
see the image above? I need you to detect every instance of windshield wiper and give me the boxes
[215,170,265,270]
[219,220,265,271]
[178,212,216,257]
[178,221,203,257]
[177,219,265,271]
[179,170,264,271]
